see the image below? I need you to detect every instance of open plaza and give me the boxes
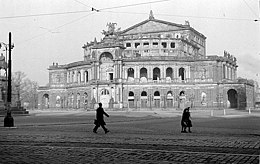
[0,109,260,163]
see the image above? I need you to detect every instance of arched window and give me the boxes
[153,67,160,80]
[201,92,206,105]
[129,91,134,96]
[56,96,61,107]
[99,52,113,61]
[167,91,173,97]
[83,92,88,104]
[201,68,206,80]
[154,91,160,96]
[179,91,185,96]
[101,89,109,95]
[140,68,147,78]
[166,67,173,79]
[227,89,238,108]
[127,68,134,78]
[141,91,147,97]
[43,94,49,108]
[179,67,185,80]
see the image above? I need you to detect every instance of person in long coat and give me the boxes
[93,103,110,134]
[181,107,192,133]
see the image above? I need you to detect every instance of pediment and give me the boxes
[121,19,186,35]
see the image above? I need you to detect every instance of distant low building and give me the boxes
[254,82,260,107]
[38,11,254,110]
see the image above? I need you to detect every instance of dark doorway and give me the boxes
[141,91,148,108]
[153,67,160,80]
[227,89,238,108]
[179,67,185,80]
[128,91,135,108]
[109,73,113,80]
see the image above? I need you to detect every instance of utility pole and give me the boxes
[4,32,14,127]
[7,32,12,106]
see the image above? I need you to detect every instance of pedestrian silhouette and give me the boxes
[93,103,109,134]
[181,107,192,133]
[4,110,14,127]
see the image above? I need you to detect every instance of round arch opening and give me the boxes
[227,89,238,108]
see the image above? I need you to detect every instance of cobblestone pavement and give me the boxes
[0,144,259,164]
[0,111,260,163]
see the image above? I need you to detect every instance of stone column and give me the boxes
[119,61,122,79]
[149,66,152,81]
[74,70,78,83]
[80,69,84,82]
[96,63,99,80]
[161,65,165,80]
[123,67,127,80]
[114,61,117,79]
[67,72,70,83]
[136,66,140,79]
[89,69,92,81]
[134,65,137,79]
[70,71,73,83]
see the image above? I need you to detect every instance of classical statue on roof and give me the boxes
[102,22,121,37]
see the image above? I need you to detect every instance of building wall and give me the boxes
[37,17,254,110]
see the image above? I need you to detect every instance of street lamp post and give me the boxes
[4,32,14,127]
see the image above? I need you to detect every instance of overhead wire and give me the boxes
[98,0,171,11]
[3,0,260,45]
[0,0,170,20]
[0,0,258,22]
[10,0,174,45]
[102,10,259,22]
[17,12,95,46]
[0,10,92,20]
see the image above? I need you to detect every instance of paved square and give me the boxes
[0,110,259,163]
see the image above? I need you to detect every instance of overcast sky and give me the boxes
[0,0,259,86]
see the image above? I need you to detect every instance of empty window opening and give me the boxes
[170,42,175,48]
[127,68,134,78]
[126,43,131,47]
[109,73,113,80]
[153,67,161,80]
[143,42,149,46]
[135,43,140,48]
[179,67,185,80]
[161,42,167,48]
[153,42,158,47]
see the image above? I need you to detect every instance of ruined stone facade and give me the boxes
[38,12,254,110]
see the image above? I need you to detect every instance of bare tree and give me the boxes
[12,71,38,109]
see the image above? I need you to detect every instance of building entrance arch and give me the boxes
[154,91,160,108]
[99,52,114,81]
[141,91,148,108]
[227,89,238,108]
[100,89,110,108]
[42,94,49,109]
[128,91,135,108]
[179,91,186,109]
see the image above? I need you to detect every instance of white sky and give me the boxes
[0,0,259,86]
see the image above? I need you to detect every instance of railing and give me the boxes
[124,78,215,84]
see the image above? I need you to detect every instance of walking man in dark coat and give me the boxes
[93,103,110,134]
[181,107,192,133]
